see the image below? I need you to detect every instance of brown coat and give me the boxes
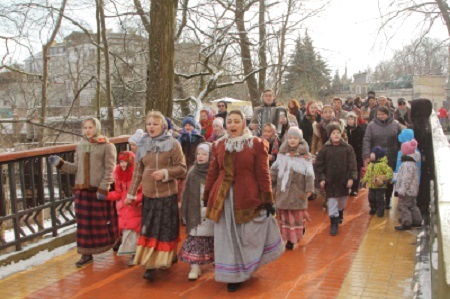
[128,140,187,198]
[270,143,314,210]
[315,139,358,199]
[57,140,116,194]
[203,137,273,224]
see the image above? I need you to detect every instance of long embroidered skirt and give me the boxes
[178,236,214,265]
[214,188,284,283]
[117,229,139,256]
[277,209,306,244]
[134,195,180,269]
[75,190,119,255]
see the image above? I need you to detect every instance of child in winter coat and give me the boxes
[107,151,142,265]
[128,129,144,154]
[179,143,214,280]
[199,108,215,141]
[394,129,421,182]
[315,123,357,236]
[362,146,393,218]
[262,123,281,166]
[395,139,422,230]
[345,111,366,196]
[178,116,206,170]
[271,127,314,249]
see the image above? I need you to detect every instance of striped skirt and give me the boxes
[75,190,119,255]
[214,188,285,283]
[277,209,306,244]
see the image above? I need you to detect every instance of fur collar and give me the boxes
[114,164,134,183]
[271,153,314,192]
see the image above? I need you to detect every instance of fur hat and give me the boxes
[401,139,418,156]
[128,129,144,144]
[372,146,386,160]
[326,123,342,137]
[213,117,224,127]
[182,116,196,128]
[398,128,414,144]
[118,151,135,166]
[287,126,303,140]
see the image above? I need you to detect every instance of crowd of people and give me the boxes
[47,89,428,292]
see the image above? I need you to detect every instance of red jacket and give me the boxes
[439,107,448,119]
[203,136,273,224]
[107,165,142,233]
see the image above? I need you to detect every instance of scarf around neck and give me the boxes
[136,133,174,163]
[219,128,254,152]
[181,161,210,234]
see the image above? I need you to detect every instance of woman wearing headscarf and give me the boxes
[48,117,118,267]
[203,110,284,292]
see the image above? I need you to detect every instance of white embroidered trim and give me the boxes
[272,153,315,192]
[219,128,254,152]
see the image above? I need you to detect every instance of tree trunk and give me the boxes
[96,4,102,119]
[39,0,67,146]
[98,0,115,136]
[146,0,176,117]
[236,0,260,108]
[258,0,267,95]
[274,0,292,96]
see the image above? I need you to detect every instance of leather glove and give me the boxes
[48,155,61,166]
[96,192,106,200]
[262,203,275,217]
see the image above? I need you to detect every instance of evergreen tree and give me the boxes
[283,31,331,99]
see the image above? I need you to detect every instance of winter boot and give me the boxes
[188,264,202,280]
[330,217,339,236]
[285,241,294,250]
[338,210,344,224]
[75,255,93,268]
[143,269,155,281]
[395,225,412,231]
[227,282,242,292]
[128,255,135,266]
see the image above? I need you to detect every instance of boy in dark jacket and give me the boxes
[315,123,358,236]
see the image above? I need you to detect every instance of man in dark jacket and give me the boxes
[215,101,228,128]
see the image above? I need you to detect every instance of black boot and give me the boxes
[227,282,242,292]
[143,269,155,281]
[338,210,344,224]
[285,241,294,250]
[75,255,93,268]
[330,217,339,236]
[112,240,121,252]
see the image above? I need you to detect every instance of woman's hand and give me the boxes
[151,170,165,181]
[249,123,259,130]
[48,155,60,166]
[306,192,312,198]
[125,194,136,206]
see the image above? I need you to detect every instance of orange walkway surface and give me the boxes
[0,189,417,299]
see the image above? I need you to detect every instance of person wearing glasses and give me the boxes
[215,101,228,128]
[394,98,412,128]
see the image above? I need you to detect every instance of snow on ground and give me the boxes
[0,227,76,280]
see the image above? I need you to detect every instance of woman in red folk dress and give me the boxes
[126,111,187,281]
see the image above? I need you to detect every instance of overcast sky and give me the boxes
[305,0,448,77]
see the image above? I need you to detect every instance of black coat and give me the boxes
[315,139,358,198]
[345,124,366,171]
[300,114,321,149]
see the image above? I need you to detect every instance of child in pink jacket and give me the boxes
[107,151,142,265]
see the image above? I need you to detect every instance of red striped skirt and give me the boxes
[75,190,119,255]
[277,209,306,244]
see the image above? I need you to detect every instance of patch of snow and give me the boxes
[0,229,76,279]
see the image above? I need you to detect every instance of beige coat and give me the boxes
[128,140,186,198]
[57,140,117,194]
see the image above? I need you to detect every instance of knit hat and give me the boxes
[346,111,357,119]
[397,97,406,104]
[213,117,224,127]
[398,128,414,144]
[372,146,386,160]
[128,129,144,144]
[182,116,196,128]
[287,126,303,140]
[118,151,135,166]
[326,123,342,137]
[197,143,210,155]
[401,139,418,156]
